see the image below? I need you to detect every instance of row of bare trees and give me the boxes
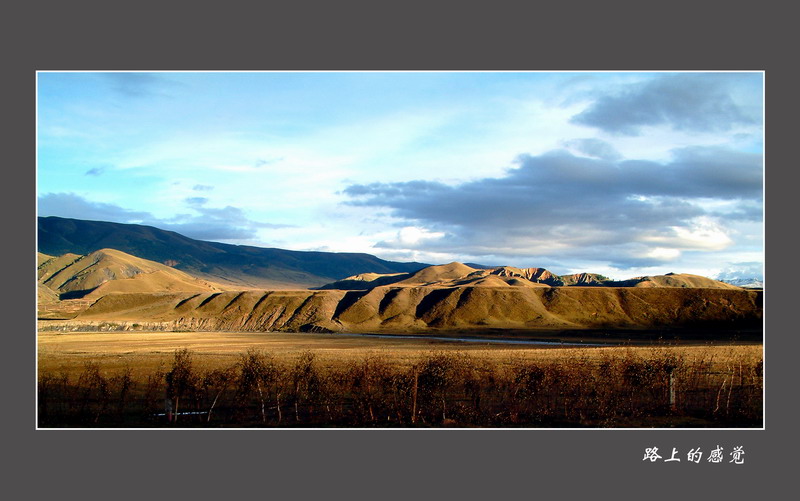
[38,348,763,427]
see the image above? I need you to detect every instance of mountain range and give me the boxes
[317,262,742,290]
[38,216,428,289]
[36,247,761,334]
[38,216,751,292]
[37,217,761,334]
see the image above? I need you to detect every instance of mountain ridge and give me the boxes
[318,263,741,290]
[37,216,429,289]
[57,286,762,337]
[38,216,748,294]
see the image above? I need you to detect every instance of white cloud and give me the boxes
[396,226,445,246]
[643,247,682,261]
[670,217,734,250]
[639,216,733,252]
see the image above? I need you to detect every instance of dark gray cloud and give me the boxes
[563,138,622,161]
[100,72,175,98]
[185,197,209,206]
[343,146,762,268]
[174,197,294,238]
[84,167,107,176]
[571,73,759,135]
[37,192,292,243]
[38,193,154,222]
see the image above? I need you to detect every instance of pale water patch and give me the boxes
[332,332,612,347]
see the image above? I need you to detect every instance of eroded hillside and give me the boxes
[68,286,762,335]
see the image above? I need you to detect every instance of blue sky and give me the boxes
[37,71,764,280]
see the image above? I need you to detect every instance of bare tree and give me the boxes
[236,349,279,423]
[165,348,197,423]
[202,366,236,423]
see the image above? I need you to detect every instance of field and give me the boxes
[37,330,763,428]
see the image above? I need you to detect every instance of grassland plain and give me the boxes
[37,330,763,428]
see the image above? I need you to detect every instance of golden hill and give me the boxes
[628,273,742,289]
[396,262,481,285]
[37,252,55,267]
[38,249,227,300]
[319,263,553,290]
[38,282,61,305]
[37,250,754,333]
[318,262,740,291]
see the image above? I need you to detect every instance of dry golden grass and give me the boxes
[37,330,763,428]
[38,330,762,378]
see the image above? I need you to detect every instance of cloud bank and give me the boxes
[570,73,759,135]
[343,146,762,270]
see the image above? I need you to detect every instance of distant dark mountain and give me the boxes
[37,216,429,289]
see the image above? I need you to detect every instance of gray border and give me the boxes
[10,1,792,498]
